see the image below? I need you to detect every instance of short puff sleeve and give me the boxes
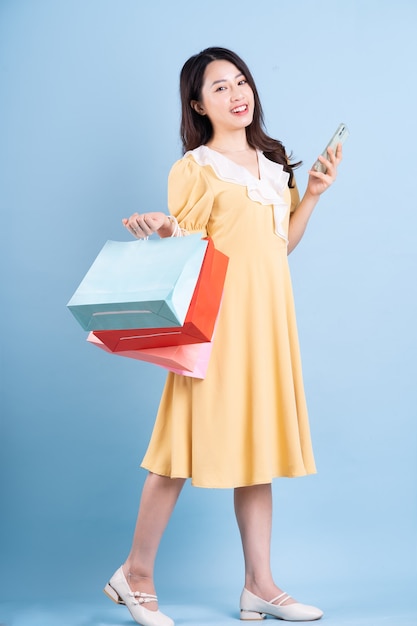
[168,156,214,236]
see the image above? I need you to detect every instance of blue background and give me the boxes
[1,1,416,624]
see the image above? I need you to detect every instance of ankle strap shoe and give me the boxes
[104,566,174,626]
[240,587,323,621]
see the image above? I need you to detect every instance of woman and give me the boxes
[104,46,342,626]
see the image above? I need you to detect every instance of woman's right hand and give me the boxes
[122,212,171,239]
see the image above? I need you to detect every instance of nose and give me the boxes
[231,85,244,101]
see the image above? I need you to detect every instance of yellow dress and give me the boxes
[141,146,317,488]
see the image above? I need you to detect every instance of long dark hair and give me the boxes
[179,46,301,187]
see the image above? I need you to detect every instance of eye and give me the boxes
[238,79,247,86]
[215,86,227,92]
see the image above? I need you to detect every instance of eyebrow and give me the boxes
[210,72,244,87]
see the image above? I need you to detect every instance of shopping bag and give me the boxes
[67,233,209,331]
[87,332,213,379]
[91,239,228,350]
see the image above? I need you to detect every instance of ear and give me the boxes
[190,100,206,116]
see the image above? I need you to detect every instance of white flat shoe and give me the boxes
[240,587,323,622]
[104,566,174,626]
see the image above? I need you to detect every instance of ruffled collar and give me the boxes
[186,145,290,242]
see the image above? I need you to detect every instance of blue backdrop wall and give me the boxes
[1,0,416,620]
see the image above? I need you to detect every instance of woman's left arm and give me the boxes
[287,144,343,254]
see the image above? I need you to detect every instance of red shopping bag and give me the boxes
[92,238,228,351]
[87,332,213,379]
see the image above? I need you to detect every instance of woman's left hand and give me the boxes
[306,144,343,197]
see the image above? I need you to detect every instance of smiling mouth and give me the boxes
[231,105,248,114]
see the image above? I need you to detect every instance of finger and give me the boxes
[316,154,331,169]
[325,149,340,178]
[323,147,338,169]
[123,213,138,229]
[335,142,343,162]
[316,151,336,178]
[123,218,140,237]
[328,144,342,165]
[128,224,142,238]
[308,168,326,180]
[136,215,154,237]
[326,146,336,162]
[127,216,146,238]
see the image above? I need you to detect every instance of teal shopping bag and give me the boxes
[67,234,209,331]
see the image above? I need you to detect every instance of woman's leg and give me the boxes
[234,483,294,604]
[122,471,186,609]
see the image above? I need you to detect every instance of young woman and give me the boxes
[104,47,342,626]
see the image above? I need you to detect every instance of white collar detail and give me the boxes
[186,145,290,242]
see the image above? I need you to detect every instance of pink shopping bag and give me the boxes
[87,332,213,379]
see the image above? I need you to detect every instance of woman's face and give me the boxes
[194,60,254,135]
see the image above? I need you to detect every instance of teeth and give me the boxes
[232,105,247,113]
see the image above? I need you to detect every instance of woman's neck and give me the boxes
[206,131,252,153]
[208,145,252,153]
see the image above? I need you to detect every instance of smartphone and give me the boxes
[313,123,349,173]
